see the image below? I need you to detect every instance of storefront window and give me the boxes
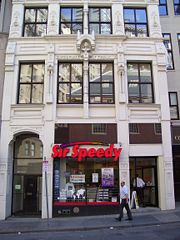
[53,157,119,206]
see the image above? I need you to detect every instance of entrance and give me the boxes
[130,157,158,207]
[12,134,43,216]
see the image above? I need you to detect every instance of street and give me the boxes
[0,222,180,240]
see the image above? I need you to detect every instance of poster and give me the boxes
[101,168,114,187]
[92,173,99,183]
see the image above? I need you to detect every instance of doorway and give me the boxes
[130,157,158,207]
[12,134,43,216]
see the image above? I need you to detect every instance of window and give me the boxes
[60,7,83,34]
[163,33,174,70]
[154,124,162,135]
[23,8,48,37]
[89,63,114,104]
[178,34,180,53]
[18,63,44,104]
[159,0,168,16]
[58,63,83,103]
[89,7,112,34]
[174,0,180,15]
[169,92,179,120]
[128,63,154,103]
[129,123,139,134]
[124,8,148,37]
[92,124,107,134]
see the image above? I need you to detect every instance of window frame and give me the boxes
[17,62,45,104]
[60,7,84,34]
[159,0,168,16]
[23,7,48,37]
[154,123,162,135]
[57,62,83,104]
[162,33,174,70]
[129,123,139,134]
[123,7,149,37]
[92,124,107,135]
[169,92,179,120]
[88,7,112,34]
[174,0,180,15]
[88,62,115,104]
[127,62,154,104]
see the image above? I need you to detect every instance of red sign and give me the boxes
[51,144,122,161]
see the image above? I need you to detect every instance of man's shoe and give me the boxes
[115,217,121,221]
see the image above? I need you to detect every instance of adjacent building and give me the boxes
[159,0,180,202]
[0,0,175,219]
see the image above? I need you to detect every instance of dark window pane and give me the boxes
[136,24,147,37]
[175,5,180,15]
[89,24,99,34]
[135,9,147,22]
[170,107,178,119]
[72,24,83,34]
[125,24,136,37]
[19,85,31,103]
[101,24,111,34]
[59,64,70,82]
[101,9,111,22]
[20,65,32,83]
[61,8,71,22]
[32,84,43,103]
[128,83,140,103]
[89,8,99,21]
[102,83,113,94]
[37,9,48,22]
[24,24,35,37]
[90,83,101,95]
[72,8,83,21]
[61,23,71,34]
[140,84,153,103]
[25,9,36,23]
[124,9,135,22]
[32,64,44,83]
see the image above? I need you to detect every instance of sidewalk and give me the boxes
[0,205,180,234]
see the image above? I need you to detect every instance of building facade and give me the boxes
[0,0,12,132]
[159,0,180,202]
[0,0,175,219]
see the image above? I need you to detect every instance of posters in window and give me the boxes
[101,168,114,187]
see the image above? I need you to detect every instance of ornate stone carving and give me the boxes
[114,11,124,35]
[77,32,95,60]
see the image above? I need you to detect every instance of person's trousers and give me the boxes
[119,199,132,220]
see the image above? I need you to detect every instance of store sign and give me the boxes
[70,175,85,183]
[51,142,122,161]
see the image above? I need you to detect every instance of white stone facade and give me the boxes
[0,0,175,219]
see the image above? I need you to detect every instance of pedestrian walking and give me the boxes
[116,181,133,221]
[133,174,145,207]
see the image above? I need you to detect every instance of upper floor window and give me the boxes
[18,63,45,104]
[177,34,180,53]
[58,63,83,103]
[174,0,180,15]
[169,92,179,120]
[92,124,107,134]
[124,8,148,37]
[23,8,48,37]
[162,33,174,70]
[128,63,154,103]
[89,7,112,34]
[159,0,168,16]
[60,7,83,34]
[89,63,114,104]
[129,123,139,134]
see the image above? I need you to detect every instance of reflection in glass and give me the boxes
[90,83,101,95]
[89,8,99,21]
[128,64,138,82]
[72,8,83,21]
[33,64,44,82]
[124,9,135,22]
[36,24,47,36]
[61,8,71,22]
[128,83,140,103]
[101,9,111,22]
[136,24,147,37]
[20,65,32,83]
[32,84,43,103]
[37,9,48,22]
[136,9,147,22]
[72,23,83,34]
[125,24,136,37]
[19,85,31,103]
[24,24,36,37]
[140,64,151,82]
[102,64,113,82]
[59,64,70,82]
[25,9,36,23]
[101,24,111,34]
[141,84,153,103]
[89,24,99,34]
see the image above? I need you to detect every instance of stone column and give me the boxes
[83,60,89,118]
[83,2,88,35]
